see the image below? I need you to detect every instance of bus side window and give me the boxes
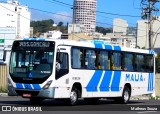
[71,48,83,69]
[95,50,100,69]
[96,50,109,70]
[146,55,154,72]
[84,49,96,69]
[124,53,134,71]
[111,52,121,70]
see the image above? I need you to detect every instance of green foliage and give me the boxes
[142,46,146,49]
[135,46,140,49]
[31,19,54,36]
[30,19,68,36]
[96,26,113,35]
[156,53,160,73]
[57,21,63,27]
[0,87,7,93]
[30,19,113,36]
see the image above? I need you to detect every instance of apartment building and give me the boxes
[0,0,30,39]
[73,0,96,33]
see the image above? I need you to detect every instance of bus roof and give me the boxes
[14,38,154,55]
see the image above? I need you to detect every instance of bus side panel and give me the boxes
[82,70,155,98]
[53,74,71,98]
[82,70,101,98]
[83,70,123,98]
[120,72,154,96]
[54,69,86,98]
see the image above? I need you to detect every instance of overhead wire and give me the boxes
[44,0,150,28]
[0,1,148,33]
[49,0,141,18]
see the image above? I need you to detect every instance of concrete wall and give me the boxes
[0,64,7,90]
[155,73,160,96]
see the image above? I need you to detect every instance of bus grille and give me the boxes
[15,90,39,96]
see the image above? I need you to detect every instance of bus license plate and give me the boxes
[23,93,31,97]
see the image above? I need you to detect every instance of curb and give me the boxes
[0,93,8,97]
[130,95,151,100]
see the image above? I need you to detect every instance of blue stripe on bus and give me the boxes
[23,38,45,41]
[148,73,151,91]
[37,38,45,41]
[151,73,153,91]
[113,46,121,51]
[99,71,112,91]
[23,38,29,40]
[111,71,121,91]
[16,83,23,89]
[152,73,154,91]
[32,84,41,90]
[94,43,103,49]
[148,73,150,91]
[148,73,154,91]
[104,45,112,50]
[16,83,41,90]
[24,84,32,89]
[151,73,154,91]
[149,50,154,55]
[86,70,103,92]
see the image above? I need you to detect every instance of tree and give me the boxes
[31,19,54,35]
[58,21,63,27]
[96,26,113,35]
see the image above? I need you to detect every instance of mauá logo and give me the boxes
[126,74,144,82]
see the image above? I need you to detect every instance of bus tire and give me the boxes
[68,87,78,106]
[121,86,130,104]
[114,86,130,104]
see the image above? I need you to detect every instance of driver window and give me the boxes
[56,52,69,79]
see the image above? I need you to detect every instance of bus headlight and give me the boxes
[43,80,53,89]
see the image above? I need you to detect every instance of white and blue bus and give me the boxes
[8,38,155,105]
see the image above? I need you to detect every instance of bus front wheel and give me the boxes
[68,87,78,106]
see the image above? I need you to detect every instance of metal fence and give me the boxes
[0,64,7,90]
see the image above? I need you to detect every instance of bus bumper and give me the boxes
[8,86,55,98]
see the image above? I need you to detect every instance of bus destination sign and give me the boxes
[18,41,51,48]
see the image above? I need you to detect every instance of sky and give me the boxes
[1,0,160,27]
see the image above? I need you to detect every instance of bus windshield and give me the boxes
[9,41,55,84]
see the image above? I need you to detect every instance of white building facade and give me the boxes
[105,18,136,48]
[41,31,62,39]
[0,0,30,64]
[137,19,160,51]
[68,24,85,34]
[113,18,128,35]
[0,0,30,39]
[73,0,96,33]
[106,33,136,48]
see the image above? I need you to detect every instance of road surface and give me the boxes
[0,95,159,114]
